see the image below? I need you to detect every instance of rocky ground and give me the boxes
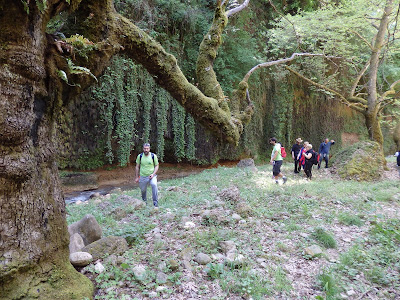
[66,159,400,300]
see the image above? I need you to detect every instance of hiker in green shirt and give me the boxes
[269,137,287,184]
[135,143,159,207]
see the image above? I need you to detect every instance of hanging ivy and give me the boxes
[156,88,169,161]
[140,72,155,144]
[185,113,196,161]
[171,100,186,161]
[114,58,138,166]
[93,70,115,164]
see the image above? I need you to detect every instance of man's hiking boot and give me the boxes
[283,177,287,184]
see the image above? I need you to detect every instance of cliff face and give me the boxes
[55,56,370,170]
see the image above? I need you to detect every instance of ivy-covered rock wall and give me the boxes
[56,55,370,170]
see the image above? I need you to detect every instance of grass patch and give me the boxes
[311,227,337,249]
[66,162,400,299]
[338,212,364,226]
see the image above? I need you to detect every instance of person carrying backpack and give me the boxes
[302,144,315,180]
[135,143,159,207]
[269,137,287,184]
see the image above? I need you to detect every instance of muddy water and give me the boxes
[64,161,239,203]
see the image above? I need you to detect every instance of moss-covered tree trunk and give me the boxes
[0,0,256,297]
[0,2,93,299]
[365,111,384,147]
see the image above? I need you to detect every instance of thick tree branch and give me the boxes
[379,78,400,101]
[226,0,250,18]
[285,66,366,113]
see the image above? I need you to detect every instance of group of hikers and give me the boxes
[270,137,335,183]
[135,138,336,207]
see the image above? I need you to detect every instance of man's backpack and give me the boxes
[281,146,287,158]
[311,151,319,165]
[139,152,155,166]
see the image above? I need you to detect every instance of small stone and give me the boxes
[346,290,356,296]
[225,252,245,267]
[239,219,246,224]
[148,291,158,298]
[156,272,168,284]
[75,200,83,205]
[94,199,102,204]
[304,245,323,258]
[184,221,196,229]
[180,248,194,261]
[182,260,193,271]
[342,237,351,243]
[158,261,167,271]
[168,259,179,271]
[211,253,225,260]
[219,241,236,254]
[133,265,146,281]
[69,252,93,267]
[156,286,167,292]
[95,262,105,273]
[194,253,211,265]
[299,233,309,238]
[231,213,242,221]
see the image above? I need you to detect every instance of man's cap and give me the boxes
[296,138,303,143]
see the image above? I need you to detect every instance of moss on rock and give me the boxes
[331,141,385,181]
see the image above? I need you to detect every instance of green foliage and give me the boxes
[317,270,339,300]
[171,100,186,161]
[185,113,196,161]
[337,212,363,227]
[266,0,400,98]
[311,227,337,249]
[156,89,169,162]
[113,224,148,246]
[21,0,47,14]
[140,73,155,144]
[67,58,97,82]
[205,263,225,280]
[64,34,97,60]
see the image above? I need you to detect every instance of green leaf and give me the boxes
[57,70,68,83]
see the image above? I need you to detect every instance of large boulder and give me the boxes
[81,236,128,260]
[68,214,102,246]
[331,141,385,181]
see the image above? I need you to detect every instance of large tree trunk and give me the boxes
[0,2,93,299]
[365,111,384,147]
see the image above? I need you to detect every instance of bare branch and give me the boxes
[350,59,370,97]
[350,30,373,50]
[243,53,338,82]
[226,0,250,18]
[379,78,400,102]
[285,66,366,113]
